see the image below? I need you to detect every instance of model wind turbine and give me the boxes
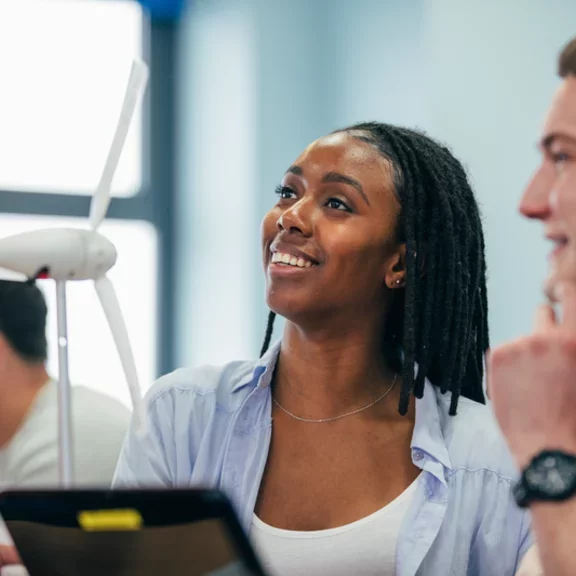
[0,59,149,488]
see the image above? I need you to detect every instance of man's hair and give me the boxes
[559,37,576,78]
[260,122,489,416]
[0,280,48,363]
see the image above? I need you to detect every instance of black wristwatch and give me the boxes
[513,450,576,508]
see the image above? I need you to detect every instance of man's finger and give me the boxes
[484,350,492,399]
[534,303,557,332]
[554,282,576,332]
[0,546,21,567]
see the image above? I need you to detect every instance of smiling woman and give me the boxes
[261,123,488,417]
[114,121,532,576]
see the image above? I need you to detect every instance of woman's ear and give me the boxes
[385,244,406,289]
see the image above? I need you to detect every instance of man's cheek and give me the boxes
[557,173,576,218]
[568,169,576,196]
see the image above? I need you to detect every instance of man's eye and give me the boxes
[553,152,570,167]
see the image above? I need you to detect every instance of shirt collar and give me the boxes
[411,379,453,481]
[232,340,281,392]
[232,343,453,475]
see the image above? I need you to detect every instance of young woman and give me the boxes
[113,122,533,575]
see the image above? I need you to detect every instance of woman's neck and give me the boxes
[273,320,400,419]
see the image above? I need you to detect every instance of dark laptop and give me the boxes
[0,488,267,576]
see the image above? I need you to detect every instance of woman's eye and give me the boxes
[326,198,352,212]
[275,185,296,199]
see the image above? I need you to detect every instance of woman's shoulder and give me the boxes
[144,355,267,412]
[437,392,520,481]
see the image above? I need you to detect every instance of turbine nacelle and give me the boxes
[0,228,116,281]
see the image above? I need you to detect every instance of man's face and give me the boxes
[519,76,576,300]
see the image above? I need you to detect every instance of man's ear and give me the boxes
[385,244,406,289]
[0,333,11,369]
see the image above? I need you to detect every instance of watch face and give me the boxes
[526,453,576,497]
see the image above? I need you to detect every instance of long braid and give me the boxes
[260,311,276,357]
[435,189,457,393]
[452,163,486,407]
[449,198,469,414]
[390,131,447,401]
[414,201,439,398]
[387,134,426,414]
[340,122,488,415]
[259,122,489,415]
[389,139,419,415]
[441,160,470,412]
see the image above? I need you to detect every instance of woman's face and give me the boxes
[261,132,405,323]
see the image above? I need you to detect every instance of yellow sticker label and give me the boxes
[78,509,143,531]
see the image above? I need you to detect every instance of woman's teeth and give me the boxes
[271,252,313,268]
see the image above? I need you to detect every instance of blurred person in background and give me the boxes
[490,37,576,576]
[114,122,536,575]
[0,279,130,567]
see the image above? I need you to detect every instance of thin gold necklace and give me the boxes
[272,373,397,424]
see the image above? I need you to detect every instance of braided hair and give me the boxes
[260,122,489,416]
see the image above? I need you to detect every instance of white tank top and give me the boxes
[250,476,419,576]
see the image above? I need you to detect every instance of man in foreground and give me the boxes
[490,37,576,576]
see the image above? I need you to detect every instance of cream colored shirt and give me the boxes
[251,476,418,576]
[0,379,131,545]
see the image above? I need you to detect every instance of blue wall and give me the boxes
[174,0,576,367]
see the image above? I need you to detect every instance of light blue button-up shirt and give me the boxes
[113,341,533,575]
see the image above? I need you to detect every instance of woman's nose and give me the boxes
[277,200,313,236]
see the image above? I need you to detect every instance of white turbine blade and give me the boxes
[89,59,149,230]
[94,275,147,436]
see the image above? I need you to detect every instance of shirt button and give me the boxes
[412,449,424,462]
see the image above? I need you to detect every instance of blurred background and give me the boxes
[0,0,574,408]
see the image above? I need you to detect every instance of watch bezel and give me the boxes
[513,450,576,508]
